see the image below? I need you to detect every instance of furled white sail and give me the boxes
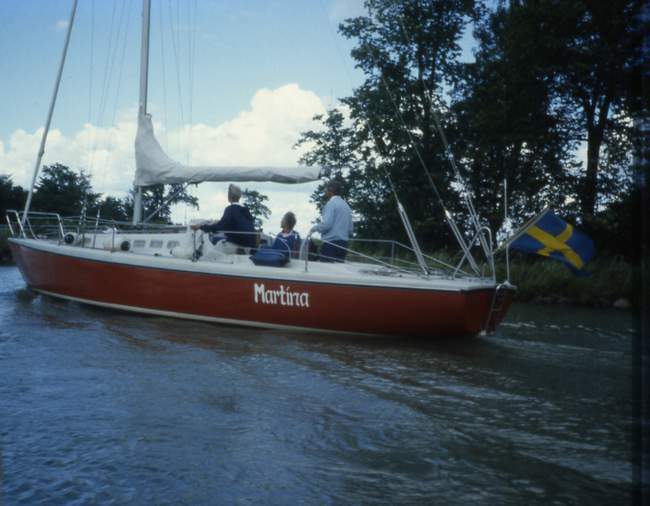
[134,113,322,186]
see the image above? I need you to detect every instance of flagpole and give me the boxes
[504,178,510,283]
[495,207,551,253]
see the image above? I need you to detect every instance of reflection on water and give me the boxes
[0,266,640,504]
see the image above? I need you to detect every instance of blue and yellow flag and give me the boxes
[507,209,595,273]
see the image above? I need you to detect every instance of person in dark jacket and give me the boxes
[191,184,256,252]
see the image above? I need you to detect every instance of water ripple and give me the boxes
[0,267,638,504]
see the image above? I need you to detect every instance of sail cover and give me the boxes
[134,113,322,186]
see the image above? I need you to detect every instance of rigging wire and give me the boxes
[360,5,490,274]
[364,5,481,274]
[366,7,452,218]
[168,0,185,132]
[98,0,133,181]
[379,162,430,274]
[83,0,126,224]
[186,0,198,167]
[87,0,118,178]
[85,0,95,158]
[314,0,437,274]
[163,0,187,220]
[316,0,364,129]
[393,12,492,261]
[428,95,492,259]
[183,0,199,218]
[97,0,126,130]
[22,0,79,224]
[88,0,129,171]
[80,0,133,221]
[108,3,133,130]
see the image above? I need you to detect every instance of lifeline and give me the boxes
[254,283,310,308]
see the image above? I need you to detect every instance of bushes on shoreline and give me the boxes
[498,254,639,308]
[352,242,638,308]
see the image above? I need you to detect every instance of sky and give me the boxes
[0,0,473,236]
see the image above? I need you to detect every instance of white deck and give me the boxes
[10,233,498,293]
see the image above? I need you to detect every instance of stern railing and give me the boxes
[299,233,480,279]
[6,210,64,241]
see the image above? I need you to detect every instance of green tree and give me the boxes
[548,0,641,220]
[32,164,100,217]
[296,109,361,213]
[0,175,27,217]
[450,2,576,232]
[298,0,478,248]
[242,189,271,229]
[95,196,129,223]
[123,184,199,224]
[300,0,641,249]
[488,0,642,222]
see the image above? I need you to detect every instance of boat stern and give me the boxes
[464,283,516,335]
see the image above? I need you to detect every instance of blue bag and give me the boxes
[250,247,290,267]
[251,232,300,267]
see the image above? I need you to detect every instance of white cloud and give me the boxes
[0,83,326,235]
[55,20,69,32]
[167,83,325,167]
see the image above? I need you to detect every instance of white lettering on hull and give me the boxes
[254,283,310,308]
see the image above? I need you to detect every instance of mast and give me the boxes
[133,0,152,224]
[22,0,78,225]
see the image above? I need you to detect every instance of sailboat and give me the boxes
[6,0,514,339]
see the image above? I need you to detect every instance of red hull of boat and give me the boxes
[10,241,512,338]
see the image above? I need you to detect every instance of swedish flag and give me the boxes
[507,209,595,273]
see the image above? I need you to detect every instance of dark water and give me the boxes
[0,266,640,504]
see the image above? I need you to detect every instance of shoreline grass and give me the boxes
[497,254,639,308]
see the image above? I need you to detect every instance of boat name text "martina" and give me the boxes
[254,283,310,308]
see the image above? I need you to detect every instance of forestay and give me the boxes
[134,113,322,186]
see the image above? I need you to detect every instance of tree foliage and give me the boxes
[32,164,100,217]
[298,0,478,249]
[5,164,199,225]
[297,109,361,213]
[451,2,576,230]
[123,184,199,224]
[298,0,642,256]
[0,175,27,218]
[95,196,130,223]
[242,189,271,229]
[477,0,643,222]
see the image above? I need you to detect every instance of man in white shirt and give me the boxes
[310,180,353,262]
